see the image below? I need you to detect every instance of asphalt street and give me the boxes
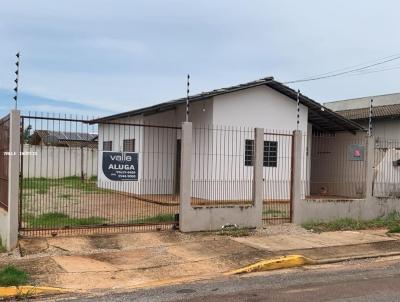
[48,256,400,302]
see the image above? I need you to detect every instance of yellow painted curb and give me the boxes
[228,255,316,275]
[0,286,69,298]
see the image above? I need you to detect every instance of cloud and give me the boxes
[0,0,399,118]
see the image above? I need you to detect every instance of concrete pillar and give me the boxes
[253,128,264,227]
[291,130,303,224]
[365,136,375,200]
[179,122,192,232]
[7,110,20,250]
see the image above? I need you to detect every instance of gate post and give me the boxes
[179,122,192,232]
[253,128,264,227]
[7,110,20,250]
[291,130,303,224]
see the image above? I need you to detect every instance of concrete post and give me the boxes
[365,136,375,200]
[291,130,303,225]
[179,122,192,232]
[253,128,264,227]
[7,110,20,250]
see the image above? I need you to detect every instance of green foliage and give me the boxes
[23,125,32,143]
[217,225,253,237]
[129,214,176,225]
[263,209,287,218]
[25,212,107,228]
[0,266,29,286]
[22,176,105,195]
[302,211,400,233]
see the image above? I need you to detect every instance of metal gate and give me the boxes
[0,114,10,211]
[19,113,181,236]
[262,131,293,224]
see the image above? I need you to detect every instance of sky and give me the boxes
[1,0,400,117]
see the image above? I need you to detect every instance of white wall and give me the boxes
[22,145,97,178]
[296,196,400,224]
[212,85,308,131]
[207,85,309,201]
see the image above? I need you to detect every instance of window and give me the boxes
[123,139,135,152]
[103,141,112,151]
[264,141,278,167]
[244,139,254,166]
[244,140,278,167]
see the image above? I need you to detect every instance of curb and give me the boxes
[228,255,315,275]
[0,286,69,299]
[228,251,400,275]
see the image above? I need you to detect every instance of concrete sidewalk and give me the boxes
[1,226,400,294]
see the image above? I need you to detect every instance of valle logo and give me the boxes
[102,151,138,181]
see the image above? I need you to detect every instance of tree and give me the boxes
[23,125,32,143]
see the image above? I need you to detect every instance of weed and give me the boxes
[22,176,105,196]
[26,212,107,228]
[0,266,29,286]
[263,209,287,218]
[129,213,176,225]
[217,226,253,237]
[302,211,400,233]
[58,193,72,199]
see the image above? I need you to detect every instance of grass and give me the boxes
[25,212,107,228]
[0,266,29,286]
[217,227,253,237]
[302,211,400,233]
[263,209,288,218]
[22,176,105,195]
[129,213,176,225]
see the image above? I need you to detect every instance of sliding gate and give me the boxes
[19,114,181,236]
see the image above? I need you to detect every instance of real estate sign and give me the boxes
[102,152,138,181]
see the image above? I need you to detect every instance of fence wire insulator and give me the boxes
[296,90,300,130]
[186,74,190,122]
[14,52,20,109]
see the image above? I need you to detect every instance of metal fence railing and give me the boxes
[191,125,254,205]
[374,138,400,198]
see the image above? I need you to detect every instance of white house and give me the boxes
[91,77,365,201]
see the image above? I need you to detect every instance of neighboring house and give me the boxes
[30,130,98,148]
[92,77,365,200]
[324,92,400,140]
[325,93,400,198]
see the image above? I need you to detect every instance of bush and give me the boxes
[0,266,29,286]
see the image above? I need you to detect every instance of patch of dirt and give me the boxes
[255,223,311,236]
[89,235,121,250]
[19,238,49,256]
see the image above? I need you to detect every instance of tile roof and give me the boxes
[336,103,400,120]
[34,130,98,141]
